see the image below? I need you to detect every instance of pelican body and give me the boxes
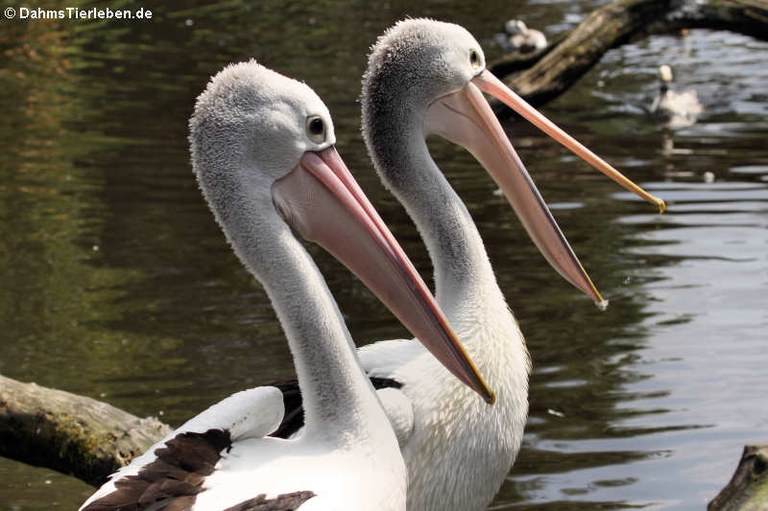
[79,60,491,511]
[271,19,664,511]
[359,20,665,511]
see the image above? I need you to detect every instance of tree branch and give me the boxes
[488,0,768,114]
[0,374,170,487]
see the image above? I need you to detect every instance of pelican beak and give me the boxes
[272,146,495,404]
[473,70,666,213]
[424,71,610,305]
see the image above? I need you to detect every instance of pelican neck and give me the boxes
[218,184,389,446]
[374,125,505,323]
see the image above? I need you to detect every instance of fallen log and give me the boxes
[709,445,768,511]
[0,374,170,487]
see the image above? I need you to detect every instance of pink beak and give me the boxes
[474,71,666,213]
[272,146,495,404]
[424,70,664,306]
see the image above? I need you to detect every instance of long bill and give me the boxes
[424,77,606,307]
[271,146,495,404]
[473,70,666,214]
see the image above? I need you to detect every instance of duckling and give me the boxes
[496,19,547,55]
[651,64,703,128]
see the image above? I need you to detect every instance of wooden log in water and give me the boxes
[709,445,768,511]
[0,374,170,487]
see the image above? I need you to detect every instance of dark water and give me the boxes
[1,1,766,509]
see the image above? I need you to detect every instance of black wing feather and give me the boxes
[81,429,231,511]
[270,377,403,439]
[222,491,316,511]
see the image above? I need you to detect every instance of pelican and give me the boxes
[651,64,703,128]
[499,19,547,54]
[271,19,665,511]
[79,60,493,511]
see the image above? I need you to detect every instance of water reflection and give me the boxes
[1,2,766,510]
[500,28,768,509]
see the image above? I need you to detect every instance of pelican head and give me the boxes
[191,60,494,403]
[192,61,335,195]
[362,19,488,145]
[363,19,665,306]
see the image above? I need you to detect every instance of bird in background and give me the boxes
[651,64,704,128]
[494,19,547,54]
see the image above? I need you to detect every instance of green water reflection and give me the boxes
[1,1,766,510]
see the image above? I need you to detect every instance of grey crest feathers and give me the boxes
[187,60,336,288]
[190,60,334,188]
[361,19,485,193]
[363,18,484,111]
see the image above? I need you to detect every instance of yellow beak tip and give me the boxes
[651,195,667,215]
[484,389,497,405]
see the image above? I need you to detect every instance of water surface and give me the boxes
[1,2,766,510]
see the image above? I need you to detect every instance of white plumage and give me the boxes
[651,64,704,128]
[501,19,547,54]
[80,60,488,511]
[356,19,664,511]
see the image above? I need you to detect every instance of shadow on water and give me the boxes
[0,2,766,510]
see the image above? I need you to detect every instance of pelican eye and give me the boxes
[469,49,481,69]
[306,115,326,144]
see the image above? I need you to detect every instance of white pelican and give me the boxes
[78,60,493,511]
[651,64,704,128]
[271,18,665,511]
